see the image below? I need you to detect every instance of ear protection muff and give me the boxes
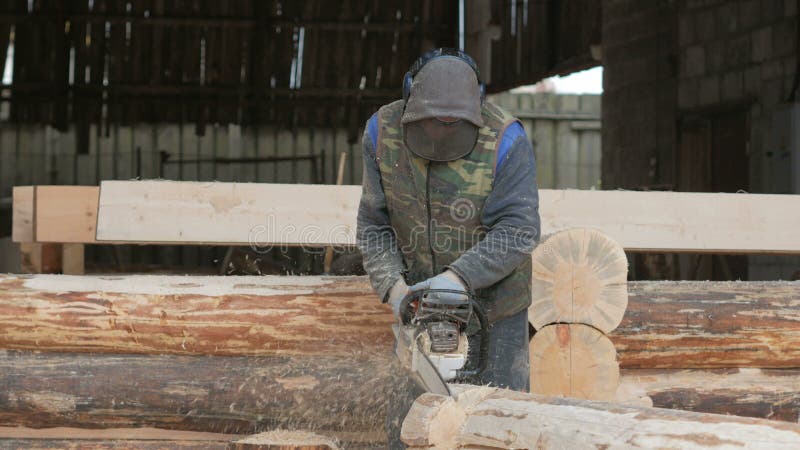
[402,48,485,103]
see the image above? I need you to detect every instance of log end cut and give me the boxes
[530,228,628,333]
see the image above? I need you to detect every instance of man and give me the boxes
[356,48,540,445]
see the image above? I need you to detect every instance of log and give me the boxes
[615,280,800,368]
[3,275,800,368]
[0,274,391,356]
[617,368,800,422]
[0,427,341,449]
[530,324,619,401]
[401,386,800,449]
[530,228,628,333]
[0,350,395,447]
[0,427,234,449]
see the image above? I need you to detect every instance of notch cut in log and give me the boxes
[401,386,800,449]
[530,323,619,401]
[530,228,628,333]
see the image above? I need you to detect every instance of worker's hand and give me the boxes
[409,270,468,304]
[386,278,410,318]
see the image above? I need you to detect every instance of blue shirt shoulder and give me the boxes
[496,121,526,172]
[367,112,379,151]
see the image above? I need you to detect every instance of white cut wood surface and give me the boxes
[402,386,800,449]
[11,186,33,243]
[530,323,620,401]
[95,180,360,245]
[20,181,800,253]
[530,228,628,332]
[35,186,99,243]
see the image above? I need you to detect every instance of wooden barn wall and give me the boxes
[488,0,602,93]
[0,0,601,132]
[0,91,601,271]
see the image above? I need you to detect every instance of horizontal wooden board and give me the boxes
[96,180,360,246]
[22,181,800,253]
[539,189,800,253]
[11,186,33,243]
[34,186,99,243]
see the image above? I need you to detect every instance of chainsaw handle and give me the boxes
[455,298,489,380]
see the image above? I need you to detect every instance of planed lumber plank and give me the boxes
[95,180,360,245]
[0,350,392,446]
[34,186,99,243]
[91,181,800,253]
[23,181,800,253]
[530,228,628,332]
[401,386,800,449]
[11,186,34,243]
[540,189,800,253]
[617,368,800,422]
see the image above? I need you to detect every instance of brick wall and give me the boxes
[676,0,798,194]
[601,0,678,189]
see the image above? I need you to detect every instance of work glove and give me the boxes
[409,270,469,304]
[386,278,410,319]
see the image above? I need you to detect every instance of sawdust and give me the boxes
[234,429,340,448]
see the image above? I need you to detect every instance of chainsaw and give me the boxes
[392,288,490,396]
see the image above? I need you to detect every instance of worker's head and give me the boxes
[401,48,484,162]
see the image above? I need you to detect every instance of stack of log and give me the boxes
[2,268,800,447]
[527,228,800,422]
[0,274,396,448]
[529,229,628,401]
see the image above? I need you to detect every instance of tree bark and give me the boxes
[0,350,394,447]
[530,229,628,333]
[0,427,234,450]
[0,274,391,356]
[530,324,619,401]
[2,275,800,368]
[617,368,800,422]
[401,386,800,449]
[615,281,800,368]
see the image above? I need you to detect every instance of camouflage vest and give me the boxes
[375,100,532,323]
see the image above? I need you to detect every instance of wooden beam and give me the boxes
[95,181,360,245]
[11,186,33,243]
[16,181,800,254]
[401,387,800,449]
[34,185,99,243]
[0,274,390,356]
[0,351,391,447]
[617,368,800,423]
[18,243,62,274]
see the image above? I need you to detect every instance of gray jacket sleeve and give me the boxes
[356,127,407,302]
[447,135,541,291]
